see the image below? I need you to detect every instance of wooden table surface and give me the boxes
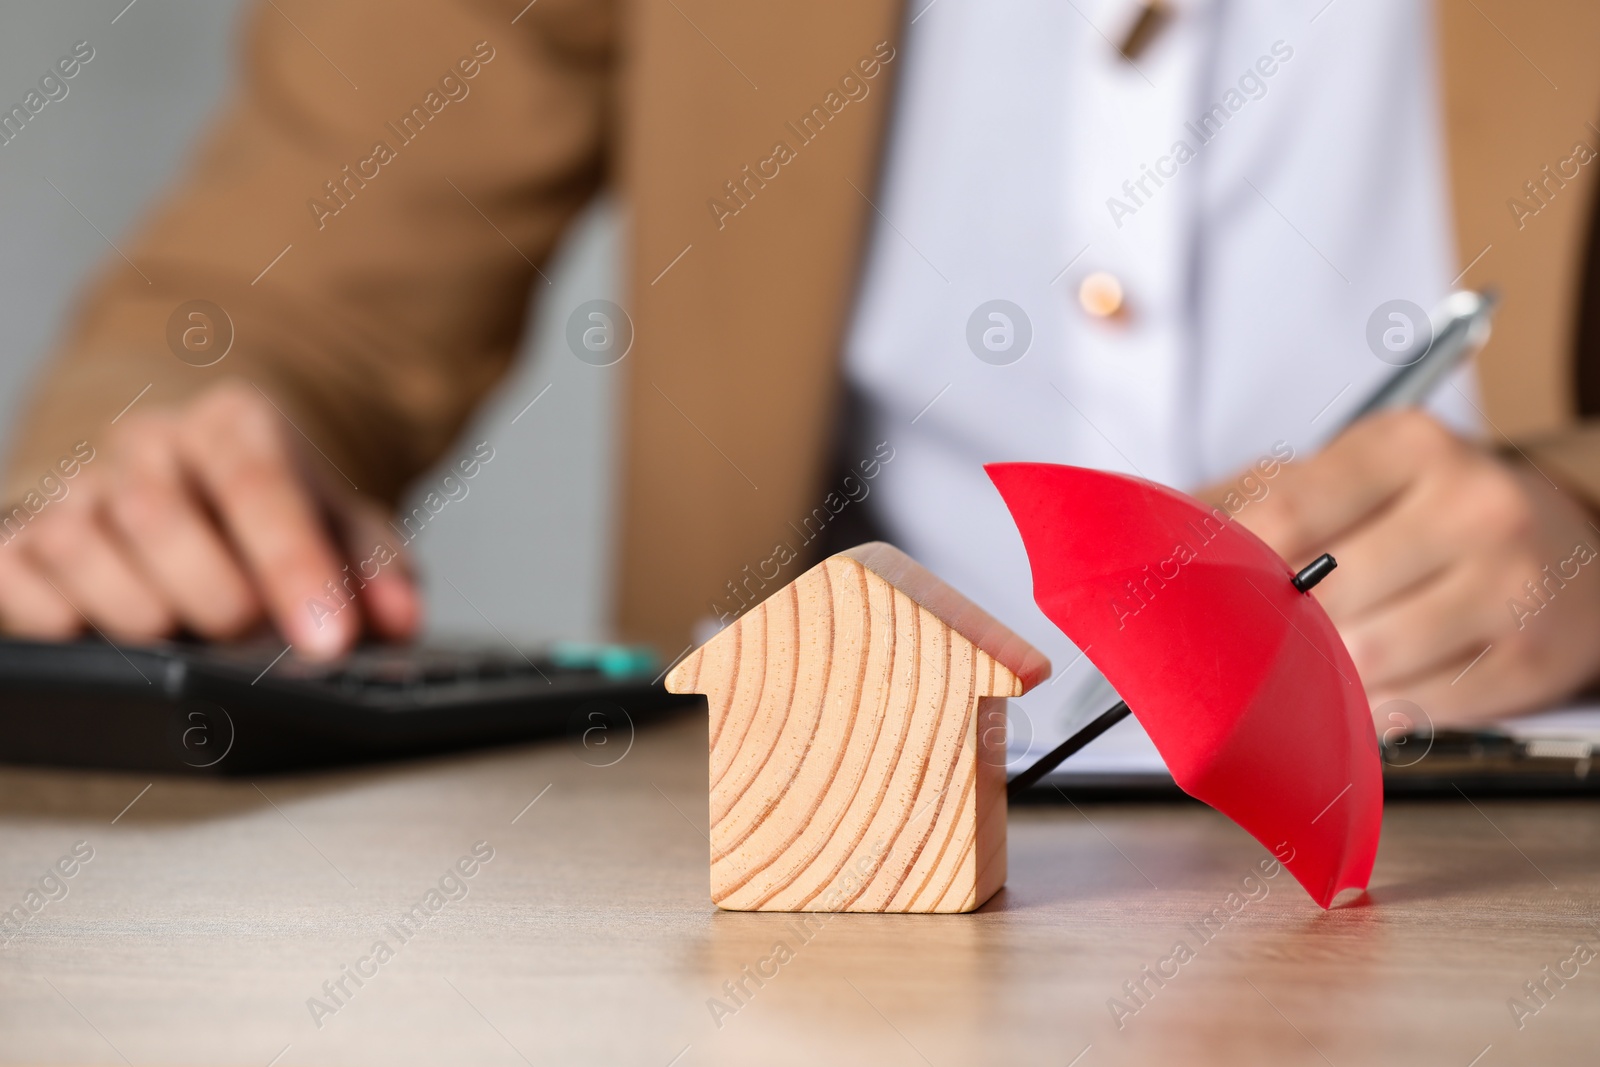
[2,710,1598,1066]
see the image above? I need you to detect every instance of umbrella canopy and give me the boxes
[987,462,1381,908]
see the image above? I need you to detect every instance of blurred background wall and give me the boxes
[0,1,621,645]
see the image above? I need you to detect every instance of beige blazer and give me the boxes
[7,0,1600,652]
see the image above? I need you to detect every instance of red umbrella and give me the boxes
[988,462,1381,908]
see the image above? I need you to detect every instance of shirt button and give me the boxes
[1078,271,1125,319]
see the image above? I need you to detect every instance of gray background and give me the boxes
[0,1,620,645]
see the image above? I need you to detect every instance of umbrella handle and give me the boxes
[1005,700,1131,799]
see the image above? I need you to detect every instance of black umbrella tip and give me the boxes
[1291,553,1337,593]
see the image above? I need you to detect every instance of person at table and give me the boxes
[5,0,1600,729]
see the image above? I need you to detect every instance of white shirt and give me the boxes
[844,0,1475,755]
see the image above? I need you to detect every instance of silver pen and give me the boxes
[1343,288,1498,427]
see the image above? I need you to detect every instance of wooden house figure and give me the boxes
[665,542,1050,913]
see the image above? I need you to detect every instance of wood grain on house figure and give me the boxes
[666,543,1050,913]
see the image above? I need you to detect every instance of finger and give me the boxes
[332,497,422,641]
[1368,644,1518,729]
[1340,561,1508,693]
[105,419,263,638]
[1244,410,1464,565]
[23,504,175,641]
[1312,484,1457,623]
[0,543,81,638]
[1319,456,1534,624]
[177,384,357,658]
